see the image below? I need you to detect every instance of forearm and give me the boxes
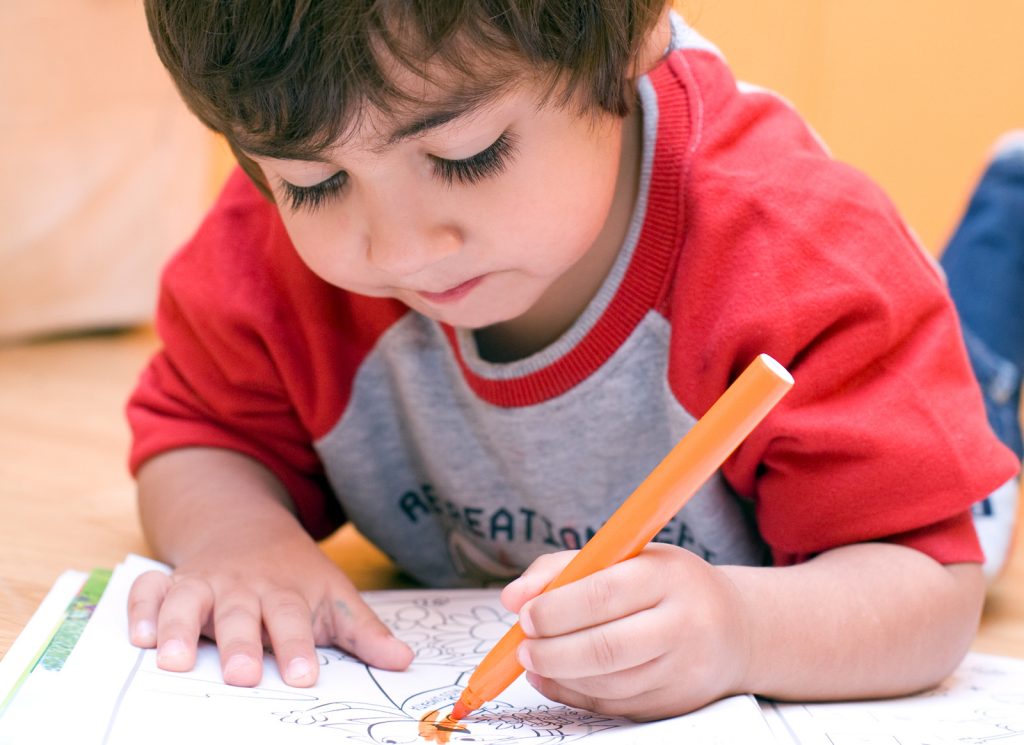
[137,446,309,565]
[723,542,985,701]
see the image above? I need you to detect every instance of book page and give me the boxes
[764,652,1024,745]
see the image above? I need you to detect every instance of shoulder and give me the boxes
[153,168,409,434]
[659,48,942,331]
[160,169,314,320]
[160,168,406,345]
[650,47,949,407]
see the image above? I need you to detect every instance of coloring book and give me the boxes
[0,555,773,744]
[3,555,1023,744]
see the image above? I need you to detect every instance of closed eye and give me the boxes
[280,171,349,213]
[431,131,518,187]
[278,130,518,213]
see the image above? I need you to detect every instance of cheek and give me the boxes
[280,212,365,288]
[512,144,621,253]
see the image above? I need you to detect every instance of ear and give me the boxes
[630,5,673,79]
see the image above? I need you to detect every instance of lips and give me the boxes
[416,275,485,304]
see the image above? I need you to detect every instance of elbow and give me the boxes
[923,561,986,688]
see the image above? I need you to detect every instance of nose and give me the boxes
[366,206,462,278]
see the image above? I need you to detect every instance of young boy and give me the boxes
[127,1,1018,721]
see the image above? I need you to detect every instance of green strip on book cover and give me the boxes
[40,568,112,671]
[0,567,113,718]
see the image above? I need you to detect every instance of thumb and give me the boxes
[330,591,414,671]
[501,549,579,614]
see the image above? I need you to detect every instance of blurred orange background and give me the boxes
[676,0,1024,255]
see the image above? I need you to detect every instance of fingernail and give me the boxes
[287,657,311,681]
[224,654,253,679]
[517,643,534,672]
[133,620,156,646]
[518,606,535,636]
[158,638,186,663]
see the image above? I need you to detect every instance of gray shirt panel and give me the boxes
[316,311,767,588]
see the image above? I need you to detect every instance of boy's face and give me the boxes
[247,68,638,336]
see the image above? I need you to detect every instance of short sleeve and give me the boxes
[126,172,345,539]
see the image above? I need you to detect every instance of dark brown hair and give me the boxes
[145,1,666,190]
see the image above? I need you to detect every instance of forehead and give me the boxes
[359,22,565,148]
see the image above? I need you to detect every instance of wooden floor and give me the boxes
[1,327,1022,659]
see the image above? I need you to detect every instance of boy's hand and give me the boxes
[127,534,413,688]
[501,543,749,721]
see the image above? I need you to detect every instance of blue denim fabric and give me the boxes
[960,327,1022,461]
[941,136,1024,460]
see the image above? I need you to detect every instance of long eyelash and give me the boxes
[279,132,516,211]
[280,171,348,213]
[432,132,518,187]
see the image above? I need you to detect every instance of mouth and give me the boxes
[416,275,486,304]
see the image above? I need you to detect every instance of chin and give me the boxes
[406,284,543,330]
[441,312,512,331]
[405,302,483,328]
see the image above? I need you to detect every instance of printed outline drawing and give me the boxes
[124,591,628,744]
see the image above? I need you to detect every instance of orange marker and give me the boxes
[449,353,794,721]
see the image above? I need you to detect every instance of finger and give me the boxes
[501,551,578,613]
[524,671,651,720]
[261,589,319,687]
[212,590,265,687]
[528,667,703,722]
[536,653,671,701]
[519,559,663,638]
[155,576,215,672]
[127,570,172,648]
[330,592,413,671]
[519,608,664,679]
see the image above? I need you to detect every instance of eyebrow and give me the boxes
[384,84,508,147]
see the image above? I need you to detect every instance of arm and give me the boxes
[502,540,984,721]
[724,542,983,701]
[127,447,413,687]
